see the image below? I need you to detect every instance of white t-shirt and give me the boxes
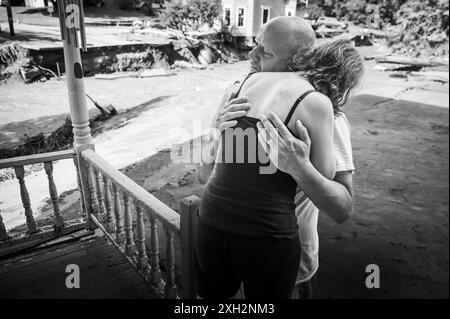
[295,113,355,284]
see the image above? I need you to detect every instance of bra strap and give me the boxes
[284,90,316,126]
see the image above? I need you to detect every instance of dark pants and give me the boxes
[195,222,301,299]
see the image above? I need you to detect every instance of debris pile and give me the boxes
[0,43,28,84]
[100,29,239,79]
[19,58,57,83]
[388,0,449,58]
[368,54,449,83]
[111,47,171,73]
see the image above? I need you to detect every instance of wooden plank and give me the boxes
[0,150,76,169]
[0,237,158,298]
[0,223,86,258]
[0,239,100,283]
[82,149,180,233]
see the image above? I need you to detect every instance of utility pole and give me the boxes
[6,0,15,36]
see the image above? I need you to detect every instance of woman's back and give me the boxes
[240,72,315,131]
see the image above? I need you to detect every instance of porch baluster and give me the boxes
[103,176,115,233]
[95,168,107,221]
[44,162,64,234]
[14,166,38,234]
[86,163,99,216]
[123,193,136,257]
[149,214,162,286]
[135,202,149,272]
[112,184,125,244]
[164,225,177,299]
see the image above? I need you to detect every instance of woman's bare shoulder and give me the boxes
[301,91,334,122]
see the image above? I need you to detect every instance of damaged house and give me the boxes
[221,0,308,46]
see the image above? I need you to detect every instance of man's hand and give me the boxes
[257,112,312,177]
[214,97,251,132]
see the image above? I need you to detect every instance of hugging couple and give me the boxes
[196,16,363,299]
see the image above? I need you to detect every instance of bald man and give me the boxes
[250,16,315,73]
[199,17,355,298]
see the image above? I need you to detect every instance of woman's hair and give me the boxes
[289,39,364,113]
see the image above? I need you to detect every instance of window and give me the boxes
[261,6,270,25]
[237,8,245,27]
[224,7,231,26]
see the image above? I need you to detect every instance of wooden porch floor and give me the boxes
[0,235,160,299]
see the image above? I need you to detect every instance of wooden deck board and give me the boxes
[0,237,160,299]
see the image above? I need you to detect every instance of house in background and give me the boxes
[222,0,307,46]
[24,0,45,7]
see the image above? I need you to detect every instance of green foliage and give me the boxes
[159,0,222,31]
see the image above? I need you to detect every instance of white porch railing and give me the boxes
[1,147,201,299]
[78,148,200,299]
[0,150,88,254]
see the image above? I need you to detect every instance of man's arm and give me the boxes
[258,113,354,224]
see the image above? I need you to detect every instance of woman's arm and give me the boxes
[286,116,354,223]
[294,164,354,223]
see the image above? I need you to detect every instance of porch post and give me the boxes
[57,0,92,148]
[57,0,94,230]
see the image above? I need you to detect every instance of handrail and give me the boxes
[81,149,180,233]
[0,149,76,169]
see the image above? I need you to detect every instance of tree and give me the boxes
[159,0,221,31]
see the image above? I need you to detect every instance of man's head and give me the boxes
[249,17,316,72]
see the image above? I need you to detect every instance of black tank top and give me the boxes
[199,74,315,239]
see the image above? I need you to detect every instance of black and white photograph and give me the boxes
[0,0,448,304]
